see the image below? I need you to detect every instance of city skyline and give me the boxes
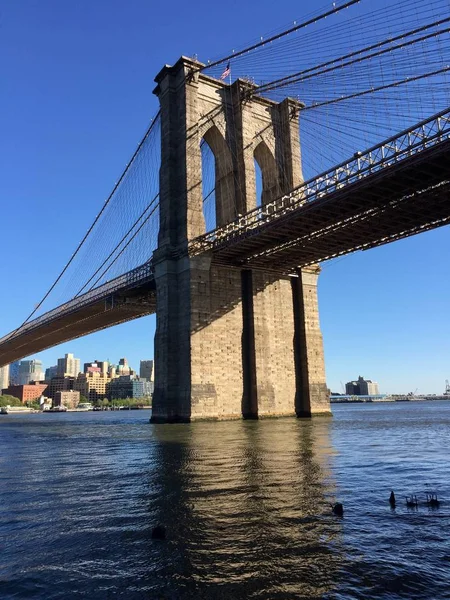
[3,238,450,395]
[0,0,448,395]
[7,354,151,378]
[5,335,449,396]
[2,353,154,403]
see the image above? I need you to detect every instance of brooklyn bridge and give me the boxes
[0,0,448,421]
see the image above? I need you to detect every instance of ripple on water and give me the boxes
[0,403,450,598]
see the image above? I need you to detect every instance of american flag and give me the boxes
[220,62,231,80]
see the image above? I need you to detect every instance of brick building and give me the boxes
[45,376,75,400]
[54,390,80,409]
[3,383,48,403]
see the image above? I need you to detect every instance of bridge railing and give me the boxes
[190,107,450,251]
[0,262,154,344]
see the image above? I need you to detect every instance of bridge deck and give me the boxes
[207,138,450,272]
[0,274,156,367]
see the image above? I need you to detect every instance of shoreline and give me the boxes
[331,396,449,404]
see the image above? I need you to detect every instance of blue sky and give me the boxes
[0,0,448,394]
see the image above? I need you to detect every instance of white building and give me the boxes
[57,353,80,377]
[0,364,9,391]
[364,380,380,395]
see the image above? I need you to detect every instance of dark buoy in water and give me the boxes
[151,525,166,540]
[405,494,418,508]
[332,502,344,516]
[426,492,440,508]
[389,491,396,507]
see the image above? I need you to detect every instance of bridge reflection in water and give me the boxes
[147,417,343,597]
[2,405,450,597]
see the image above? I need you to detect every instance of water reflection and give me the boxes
[150,417,343,598]
[2,405,450,598]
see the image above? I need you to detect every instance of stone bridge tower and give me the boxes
[151,57,330,422]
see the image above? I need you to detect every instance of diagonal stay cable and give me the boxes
[7,113,161,339]
[74,192,160,298]
[202,187,216,204]
[255,17,450,94]
[301,66,450,111]
[86,202,160,293]
[89,182,217,295]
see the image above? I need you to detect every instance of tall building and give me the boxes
[345,375,379,396]
[0,364,9,391]
[83,360,108,375]
[45,365,58,380]
[117,358,130,376]
[18,360,43,385]
[9,362,20,385]
[345,380,358,395]
[116,358,135,377]
[57,353,80,377]
[140,360,154,381]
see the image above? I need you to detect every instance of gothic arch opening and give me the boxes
[254,158,263,208]
[254,140,280,206]
[200,125,235,230]
[201,139,216,232]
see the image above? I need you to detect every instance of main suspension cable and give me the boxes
[201,0,360,71]
[255,17,450,94]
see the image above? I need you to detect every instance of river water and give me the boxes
[1,401,450,599]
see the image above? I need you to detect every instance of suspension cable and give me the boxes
[8,113,161,336]
[301,66,450,111]
[86,202,160,292]
[255,17,450,94]
[201,0,360,71]
[74,193,160,298]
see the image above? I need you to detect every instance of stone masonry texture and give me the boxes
[151,57,330,421]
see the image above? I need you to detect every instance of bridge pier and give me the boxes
[251,271,297,417]
[244,266,329,418]
[151,258,329,421]
[150,56,330,422]
[151,255,245,422]
[292,266,330,417]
